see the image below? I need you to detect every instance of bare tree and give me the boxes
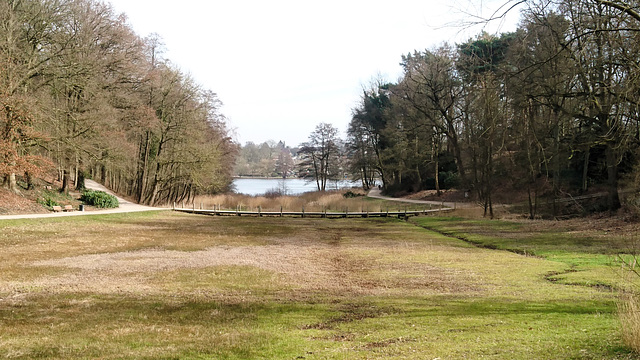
[299,123,341,191]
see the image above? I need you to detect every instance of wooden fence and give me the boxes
[173,206,453,219]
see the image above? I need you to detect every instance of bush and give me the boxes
[264,188,285,199]
[441,171,460,189]
[343,190,364,198]
[38,196,59,208]
[81,190,119,208]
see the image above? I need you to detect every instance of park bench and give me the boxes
[52,205,63,212]
[63,205,74,212]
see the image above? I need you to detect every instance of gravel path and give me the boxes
[367,188,468,209]
[0,179,166,220]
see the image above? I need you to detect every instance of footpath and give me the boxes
[0,179,166,220]
[0,184,469,221]
[367,188,473,209]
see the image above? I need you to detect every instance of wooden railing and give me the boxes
[173,207,452,218]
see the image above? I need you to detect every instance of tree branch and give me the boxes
[593,0,640,22]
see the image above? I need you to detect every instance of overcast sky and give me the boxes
[106,0,522,147]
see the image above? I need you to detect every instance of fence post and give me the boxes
[258,206,261,217]
[302,207,305,218]
[280,206,283,217]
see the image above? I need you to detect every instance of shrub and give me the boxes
[442,171,460,189]
[38,189,73,209]
[343,190,364,198]
[38,196,59,208]
[264,188,285,199]
[81,190,119,208]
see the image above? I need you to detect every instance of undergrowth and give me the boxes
[37,189,74,210]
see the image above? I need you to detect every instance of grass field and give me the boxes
[412,216,640,291]
[0,211,636,359]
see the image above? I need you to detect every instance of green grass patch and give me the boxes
[412,216,640,291]
[155,265,291,294]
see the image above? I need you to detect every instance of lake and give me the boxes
[232,178,359,196]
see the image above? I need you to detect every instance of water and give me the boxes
[232,178,359,196]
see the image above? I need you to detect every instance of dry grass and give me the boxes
[619,293,640,352]
[1,213,477,299]
[194,189,417,213]
[0,212,634,359]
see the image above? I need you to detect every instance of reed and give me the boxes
[194,189,390,213]
[619,293,640,352]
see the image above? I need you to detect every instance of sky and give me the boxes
[105,0,522,147]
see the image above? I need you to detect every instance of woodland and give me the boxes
[345,0,640,218]
[0,0,236,206]
[236,0,640,219]
[234,141,297,179]
[4,0,640,218]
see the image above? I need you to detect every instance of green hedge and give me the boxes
[81,190,119,208]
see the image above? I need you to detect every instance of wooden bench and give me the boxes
[52,205,63,212]
[63,205,74,212]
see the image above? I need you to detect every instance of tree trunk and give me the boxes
[146,162,162,205]
[76,170,86,190]
[605,144,621,211]
[528,186,535,220]
[582,148,590,192]
[136,132,150,203]
[74,154,79,189]
[61,170,70,194]
[25,171,34,190]
[8,173,20,194]
[434,141,440,196]
[450,136,466,186]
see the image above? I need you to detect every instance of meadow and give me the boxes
[0,210,636,359]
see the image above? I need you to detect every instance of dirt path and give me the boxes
[367,188,473,209]
[0,180,166,220]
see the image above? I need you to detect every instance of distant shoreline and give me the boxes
[233,176,358,181]
[233,176,298,180]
